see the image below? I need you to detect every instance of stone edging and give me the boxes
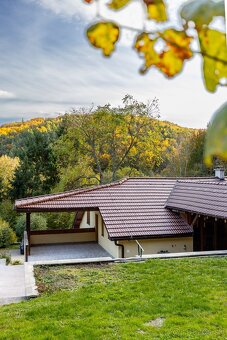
[24,263,39,298]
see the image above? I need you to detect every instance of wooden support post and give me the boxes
[200,219,204,251]
[214,220,218,250]
[95,214,99,242]
[26,212,31,255]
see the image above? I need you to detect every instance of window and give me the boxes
[87,211,90,225]
[101,220,105,237]
[95,214,99,229]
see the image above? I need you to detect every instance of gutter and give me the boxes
[114,241,124,258]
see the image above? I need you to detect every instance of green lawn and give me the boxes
[0,257,227,339]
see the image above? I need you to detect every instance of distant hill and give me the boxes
[0,117,61,136]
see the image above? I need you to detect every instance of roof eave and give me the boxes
[109,232,193,241]
[166,205,227,220]
[15,206,100,213]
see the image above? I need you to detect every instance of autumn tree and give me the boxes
[0,155,20,200]
[65,95,159,183]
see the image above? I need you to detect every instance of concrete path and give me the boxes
[0,263,38,306]
[0,265,26,305]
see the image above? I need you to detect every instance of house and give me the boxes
[15,169,227,259]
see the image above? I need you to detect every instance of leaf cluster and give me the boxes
[84,0,226,93]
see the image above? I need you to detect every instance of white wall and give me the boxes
[80,211,97,229]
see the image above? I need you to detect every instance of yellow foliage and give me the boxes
[87,22,120,57]
[144,0,168,22]
[0,117,61,136]
[135,29,192,76]
[0,155,20,196]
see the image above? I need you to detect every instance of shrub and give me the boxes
[0,200,17,231]
[0,251,11,265]
[0,219,17,248]
[15,214,47,240]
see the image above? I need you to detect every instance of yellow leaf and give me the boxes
[143,0,168,22]
[134,33,159,73]
[87,22,120,57]
[108,0,131,10]
[198,29,227,92]
[161,29,193,60]
[134,30,193,77]
[204,102,227,166]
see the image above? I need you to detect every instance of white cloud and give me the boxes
[0,90,15,99]
[28,0,96,20]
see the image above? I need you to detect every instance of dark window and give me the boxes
[87,211,90,225]
[95,214,99,229]
[101,220,104,237]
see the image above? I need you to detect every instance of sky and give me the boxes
[0,0,226,128]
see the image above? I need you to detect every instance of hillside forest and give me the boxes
[0,96,223,245]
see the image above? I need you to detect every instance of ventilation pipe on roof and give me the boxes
[214,167,225,180]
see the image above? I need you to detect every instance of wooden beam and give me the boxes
[72,211,85,229]
[30,228,96,235]
[191,214,199,227]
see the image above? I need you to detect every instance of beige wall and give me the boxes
[80,211,193,258]
[30,231,96,245]
[120,237,193,258]
[96,212,120,258]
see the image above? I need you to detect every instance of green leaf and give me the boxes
[199,29,227,92]
[108,0,131,10]
[180,0,225,29]
[143,0,168,22]
[134,30,193,76]
[204,102,227,166]
[87,22,120,57]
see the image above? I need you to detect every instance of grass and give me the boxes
[0,257,226,339]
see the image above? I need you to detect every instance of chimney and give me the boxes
[214,168,225,180]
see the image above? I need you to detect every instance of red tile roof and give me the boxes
[15,178,193,240]
[166,179,227,219]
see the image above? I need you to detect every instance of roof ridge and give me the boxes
[15,178,129,208]
[127,176,215,180]
[177,179,227,185]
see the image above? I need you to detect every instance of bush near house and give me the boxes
[15,214,47,240]
[0,218,16,248]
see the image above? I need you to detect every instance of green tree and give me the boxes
[15,214,47,240]
[10,129,58,199]
[0,200,18,230]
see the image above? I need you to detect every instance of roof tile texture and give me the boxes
[166,180,227,219]
[15,178,193,240]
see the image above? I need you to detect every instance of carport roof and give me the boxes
[166,179,227,219]
[15,177,193,240]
